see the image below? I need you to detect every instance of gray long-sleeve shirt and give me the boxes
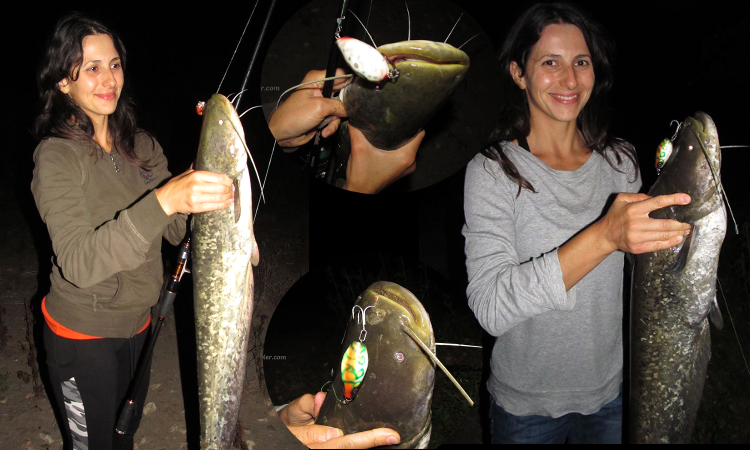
[463,142,640,417]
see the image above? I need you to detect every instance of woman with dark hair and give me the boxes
[463,2,691,443]
[31,13,233,450]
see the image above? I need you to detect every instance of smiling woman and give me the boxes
[30,13,234,450]
[462,1,693,444]
[57,33,124,148]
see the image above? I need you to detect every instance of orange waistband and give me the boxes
[42,296,150,340]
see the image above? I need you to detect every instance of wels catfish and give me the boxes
[630,112,726,443]
[192,94,259,449]
[337,38,470,150]
[315,282,436,449]
[330,35,470,187]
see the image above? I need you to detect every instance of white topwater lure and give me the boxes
[336,36,391,83]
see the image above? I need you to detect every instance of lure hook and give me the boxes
[352,305,374,342]
[670,120,683,141]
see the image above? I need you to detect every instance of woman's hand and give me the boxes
[343,126,424,194]
[278,392,400,449]
[599,193,692,254]
[558,192,692,291]
[155,167,233,216]
[268,69,349,148]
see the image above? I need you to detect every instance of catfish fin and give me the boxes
[233,178,241,224]
[709,294,724,330]
[251,239,259,267]
[667,225,696,273]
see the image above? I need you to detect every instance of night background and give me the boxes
[1,0,749,448]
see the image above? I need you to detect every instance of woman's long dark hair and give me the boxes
[482,2,638,196]
[33,13,150,169]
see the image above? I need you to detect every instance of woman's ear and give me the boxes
[58,78,70,94]
[509,61,526,90]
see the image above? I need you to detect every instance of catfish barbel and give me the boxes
[630,112,726,443]
[192,94,259,449]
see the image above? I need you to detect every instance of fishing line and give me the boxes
[716,279,750,378]
[225,118,266,207]
[216,0,262,94]
[238,105,262,119]
[253,73,353,220]
[274,75,353,110]
[348,9,378,47]
[435,343,482,348]
[693,128,739,234]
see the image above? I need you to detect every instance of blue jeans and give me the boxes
[489,384,622,444]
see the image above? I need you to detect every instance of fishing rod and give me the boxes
[314,0,351,183]
[234,0,278,112]
[115,235,191,435]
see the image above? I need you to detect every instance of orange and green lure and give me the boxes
[340,341,368,404]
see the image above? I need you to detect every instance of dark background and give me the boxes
[4,0,749,445]
[5,1,750,263]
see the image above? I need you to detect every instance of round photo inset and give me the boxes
[263,253,484,447]
[260,0,502,193]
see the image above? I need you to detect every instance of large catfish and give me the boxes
[630,112,726,443]
[330,38,470,186]
[315,281,436,449]
[192,94,260,449]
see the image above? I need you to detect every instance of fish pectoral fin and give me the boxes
[667,224,696,273]
[251,239,259,267]
[709,294,724,330]
[232,178,241,224]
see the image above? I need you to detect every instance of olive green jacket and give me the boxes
[32,133,186,338]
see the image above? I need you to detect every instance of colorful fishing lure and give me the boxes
[655,138,672,174]
[340,341,368,404]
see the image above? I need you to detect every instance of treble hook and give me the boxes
[670,120,683,141]
[352,305,374,342]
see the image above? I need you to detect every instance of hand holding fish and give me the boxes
[154,167,233,216]
[599,192,692,254]
[557,192,692,291]
[343,125,423,194]
[279,392,401,448]
[269,69,349,148]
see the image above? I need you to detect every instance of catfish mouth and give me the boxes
[688,112,720,166]
[364,281,431,337]
[369,287,418,321]
[385,53,467,66]
[378,40,470,68]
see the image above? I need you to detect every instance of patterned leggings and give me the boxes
[43,322,151,450]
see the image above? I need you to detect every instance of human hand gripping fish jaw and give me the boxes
[268,68,423,194]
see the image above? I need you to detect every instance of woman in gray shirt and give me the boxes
[463,2,690,443]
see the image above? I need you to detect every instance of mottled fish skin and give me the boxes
[315,281,435,449]
[192,94,259,450]
[339,40,469,150]
[630,112,726,443]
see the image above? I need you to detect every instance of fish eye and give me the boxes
[395,352,404,362]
